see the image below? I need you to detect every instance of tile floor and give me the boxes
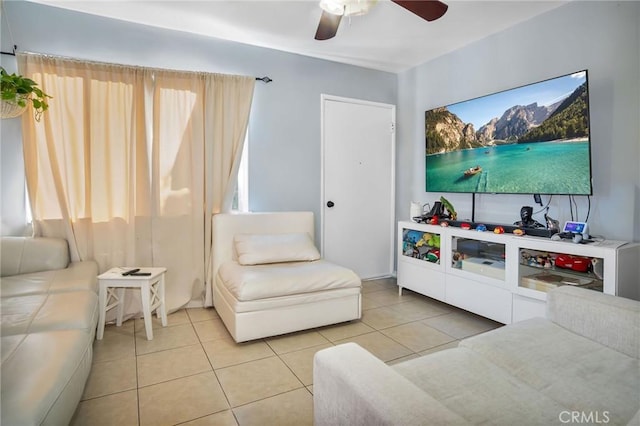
[70,277,502,426]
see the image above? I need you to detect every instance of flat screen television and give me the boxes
[425,70,592,195]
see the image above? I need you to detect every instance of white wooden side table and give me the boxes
[97,267,167,340]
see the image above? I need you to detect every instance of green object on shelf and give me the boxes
[440,196,457,220]
[426,252,439,263]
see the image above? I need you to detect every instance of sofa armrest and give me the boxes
[313,343,469,426]
[546,286,639,358]
[1,237,70,277]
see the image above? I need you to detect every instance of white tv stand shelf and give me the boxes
[397,221,639,324]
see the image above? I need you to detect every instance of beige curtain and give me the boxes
[18,53,254,316]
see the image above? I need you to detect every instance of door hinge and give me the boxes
[390,122,396,133]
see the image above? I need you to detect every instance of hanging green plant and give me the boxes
[1,67,52,121]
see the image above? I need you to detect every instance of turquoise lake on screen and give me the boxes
[425,140,591,194]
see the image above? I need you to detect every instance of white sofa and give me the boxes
[211,212,362,342]
[0,237,99,425]
[314,286,640,426]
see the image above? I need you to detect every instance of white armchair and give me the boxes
[211,211,362,342]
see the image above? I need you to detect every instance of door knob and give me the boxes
[327,201,335,208]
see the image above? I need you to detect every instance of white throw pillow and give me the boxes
[234,233,321,265]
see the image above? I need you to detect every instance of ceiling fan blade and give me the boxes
[391,0,448,22]
[315,10,343,40]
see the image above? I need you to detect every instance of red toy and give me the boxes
[555,254,590,272]
[460,222,471,230]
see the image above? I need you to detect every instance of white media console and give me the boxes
[397,220,640,324]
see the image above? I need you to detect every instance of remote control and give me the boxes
[130,272,152,276]
[122,268,140,276]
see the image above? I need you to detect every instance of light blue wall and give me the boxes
[397,1,640,242]
[0,56,29,236]
[0,1,397,242]
[3,1,639,244]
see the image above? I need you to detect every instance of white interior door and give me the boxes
[321,95,395,279]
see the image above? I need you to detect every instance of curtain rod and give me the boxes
[1,45,17,56]
[1,46,272,82]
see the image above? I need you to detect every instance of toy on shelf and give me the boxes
[521,250,554,269]
[402,230,441,264]
[555,254,590,272]
[439,196,457,221]
[452,251,466,269]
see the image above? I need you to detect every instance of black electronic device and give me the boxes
[129,272,152,276]
[122,268,140,276]
[445,220,555,238]
[551,232,583,244]
[425,70,592,195]
[533,194,543,206]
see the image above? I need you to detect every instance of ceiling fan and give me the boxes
[314,0,448,40]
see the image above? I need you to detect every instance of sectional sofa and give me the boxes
[314,286,640,425]
[0,237,99,425]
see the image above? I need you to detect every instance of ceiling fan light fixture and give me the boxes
[319,0,345,16]
[319,0,377,17]
[315,0,447,41]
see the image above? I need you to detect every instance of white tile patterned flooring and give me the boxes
[71,277,501,425]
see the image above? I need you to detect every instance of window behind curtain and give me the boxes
[232,132,249,212]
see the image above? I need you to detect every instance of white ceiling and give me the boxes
[29,0,568,73]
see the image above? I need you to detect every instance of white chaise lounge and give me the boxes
[211,211,362,342]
